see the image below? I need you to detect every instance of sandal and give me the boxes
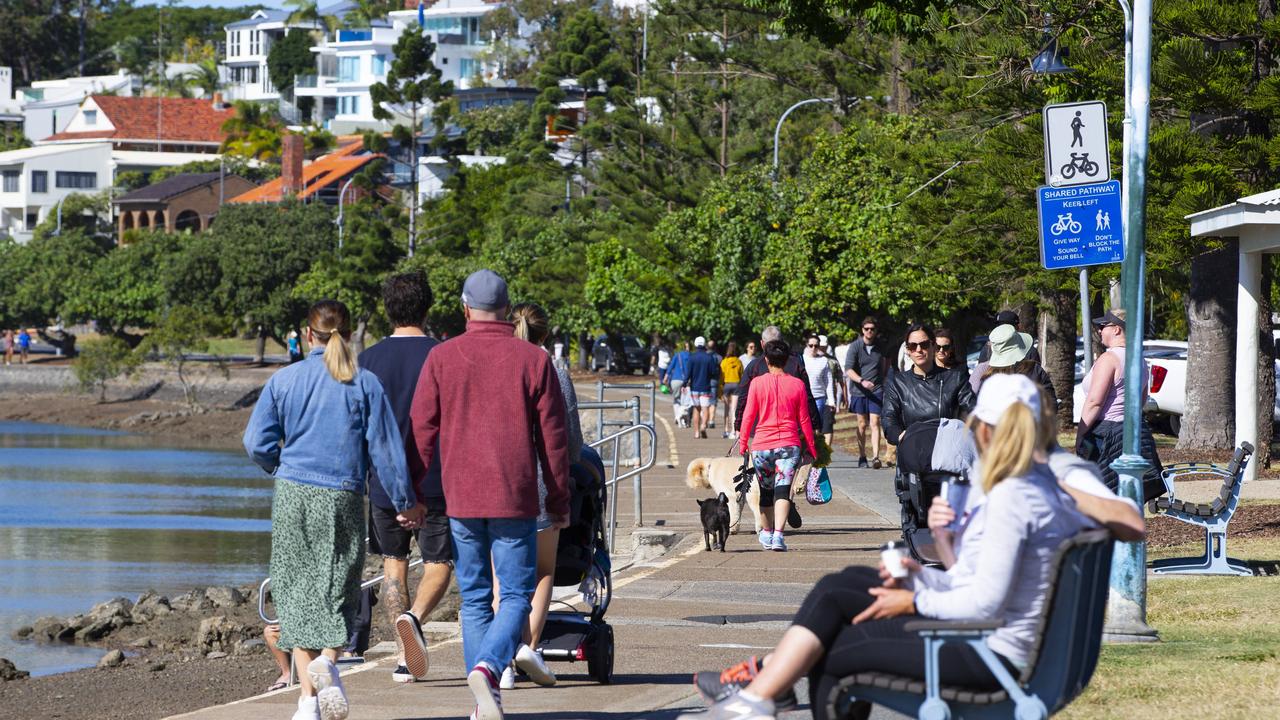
[265,679,289,692]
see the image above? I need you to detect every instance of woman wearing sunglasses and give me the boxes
[881,324,977,447]
[933,329,960,370]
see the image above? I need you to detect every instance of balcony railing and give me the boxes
[336,29,373,42]
[295,74,336,89]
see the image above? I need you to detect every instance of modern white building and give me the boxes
[0,67,20,126]
[16,71,136,143]
[220,9,324,102]
[418,153,505,200]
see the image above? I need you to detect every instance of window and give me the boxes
[338,95,360,115]
[31,170,46,193]
[26,212,37,230]
[468,17,481,44]
[372,54,386,77]
[1,170,17,193]
[338,57,360,82]
[229,31,240,56]
[84,110,97,126]
[250,30,261,55]
[459,58,478,79]
[55,171,96,190]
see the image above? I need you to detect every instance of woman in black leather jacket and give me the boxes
[882,324,977,444]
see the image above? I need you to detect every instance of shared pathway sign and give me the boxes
[1036,180,1124,270]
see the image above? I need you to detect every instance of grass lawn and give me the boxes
[1060,535,1280,719]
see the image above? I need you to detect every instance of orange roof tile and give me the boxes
[45,96,234,145]
[229,142,381,204]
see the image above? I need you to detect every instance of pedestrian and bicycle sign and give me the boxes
[1043,101,1110,187]
[1036,180,1124,270]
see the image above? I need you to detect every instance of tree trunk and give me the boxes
[254,325,267,365]
[889,39,911,114]
[1038,289,1077,432]
[1177,241,1237,450]
[578,330,590,371]
[1257,257,1275,467]
[1108,278,1122,311]
[351,316,368,355]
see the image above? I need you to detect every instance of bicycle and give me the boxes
[1060,152,1101,180]
[1050,213,1082,235]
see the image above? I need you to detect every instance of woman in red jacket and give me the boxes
[739,340,817,552]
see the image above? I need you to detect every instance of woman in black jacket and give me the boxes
[882,324,977,445]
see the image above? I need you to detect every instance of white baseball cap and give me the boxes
[973,373,1041,426]
[694,336,706,347]
[818,335,829,347]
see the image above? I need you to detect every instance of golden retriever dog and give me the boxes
[686,457,807,534]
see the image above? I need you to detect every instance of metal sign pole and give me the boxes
[1081,267,1093,370]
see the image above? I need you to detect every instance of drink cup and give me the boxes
[880,541,909,579]
[942,479,970,532]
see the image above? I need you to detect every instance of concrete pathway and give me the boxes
[171,381,905,720]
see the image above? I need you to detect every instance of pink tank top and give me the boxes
[1082,346,1143,422]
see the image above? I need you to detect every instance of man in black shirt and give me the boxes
[357,272,449,684]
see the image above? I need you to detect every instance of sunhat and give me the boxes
[987,324,1033,368]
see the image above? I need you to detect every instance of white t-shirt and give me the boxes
[738,353,755,371]
[834,344,852,373]
[802,353,831,400]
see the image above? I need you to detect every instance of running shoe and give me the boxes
[291,695,320,720]
[391,663,417,684]
[757,530,773,550]
[467,662,504,720]
[307,656,349,720]
[693,657,798,710]
[770,534,788,552]
[677,692,776,720]
[514,643,556,687]
[394,611,429,679]
[499,663,516,690]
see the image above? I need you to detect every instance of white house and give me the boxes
[0,143,111,240]
[0,67,20,126]
[220,9,323,102]
[17,71,136,143]
[418,153,505,200]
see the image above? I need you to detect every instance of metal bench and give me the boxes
[1145,441,1254,576]
[827,530,1114,720]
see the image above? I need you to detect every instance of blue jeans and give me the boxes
[450,517,538,672]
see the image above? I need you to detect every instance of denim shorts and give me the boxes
[751,446,802,491]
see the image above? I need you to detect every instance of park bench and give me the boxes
[826,529,1113,720]
[1145,441,1254,576]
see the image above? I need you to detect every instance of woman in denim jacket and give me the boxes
[244,300,420,720]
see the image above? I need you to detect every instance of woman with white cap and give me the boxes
[969,323,1058,411]
[1075,308,1164,500]
[681,375,1092,720]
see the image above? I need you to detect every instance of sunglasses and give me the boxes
[862,326,876,332]
[935,343,953,352]
[906,340,932,351]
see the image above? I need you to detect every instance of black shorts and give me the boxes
[368,498,453,564]
[821,406,836,434]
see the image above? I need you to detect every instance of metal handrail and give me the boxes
[588,423,657,551]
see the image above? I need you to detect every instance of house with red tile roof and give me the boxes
[228,137,386,205]
[39,95,233,154]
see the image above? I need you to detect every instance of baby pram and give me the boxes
[534,445,616,683]
[893,419,976,564]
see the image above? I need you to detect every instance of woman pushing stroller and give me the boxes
[680,374,1142,720]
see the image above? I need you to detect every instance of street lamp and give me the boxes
[772,97,834,182]
[335,175,357,254]
[51,195,67,236]
[1030,29,1074,74]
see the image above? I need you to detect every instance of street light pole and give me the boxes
[335,175,357,255]
[772,97,834,182]
[1103,0,1158,644]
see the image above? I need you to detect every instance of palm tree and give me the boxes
[181,58,221,99]
[220,101,284,161]
[285,0,340,33]
[345,0,399,28]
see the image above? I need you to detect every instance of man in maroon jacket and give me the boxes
[409,269,571,720]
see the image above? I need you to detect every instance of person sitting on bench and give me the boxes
[678,375,1093,720]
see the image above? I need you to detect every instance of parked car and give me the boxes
[591,334,651,375]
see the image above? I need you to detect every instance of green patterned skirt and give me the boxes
[270,478,365,652]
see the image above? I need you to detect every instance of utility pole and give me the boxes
[78,0,87,75]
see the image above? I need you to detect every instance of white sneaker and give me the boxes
[307,656,348,720]
[499,663,516,690]
[514,643,557,687]
[467,663,504,720]
[757,530,774,550]
[292,695,320,720]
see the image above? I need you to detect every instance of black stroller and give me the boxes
[893,419,975,564]
[534,445,616,683]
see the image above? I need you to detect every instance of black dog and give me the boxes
[698,492,731,552]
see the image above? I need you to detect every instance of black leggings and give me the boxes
[793,566,1011,720]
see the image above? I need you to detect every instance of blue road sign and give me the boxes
[1037,180,1124,270]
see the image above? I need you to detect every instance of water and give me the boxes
[0,421,272,676]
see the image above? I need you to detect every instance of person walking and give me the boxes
[687,336,721,439]
[706,340,723,430]
[664,342,693,428]
[408,269,571,720]
[657,341,672,382]
[244,299,420,720]
[818,336,842,447]
[353,272,452,685]
[735,326,821,436]
[1075,309,1165,500]
[844,318,889,468]
[977,310,1040,364]
[738,341,758,372]
[287,330,304,364]
[16,328,31,364]
[933,328,960,370]
[3,329,12,366]
[499,302,584,690]
[738,340,817,553]
[802,334,832,427]
[720,342,744,439]
[882,324,977,447]
[970,324,1058,411]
